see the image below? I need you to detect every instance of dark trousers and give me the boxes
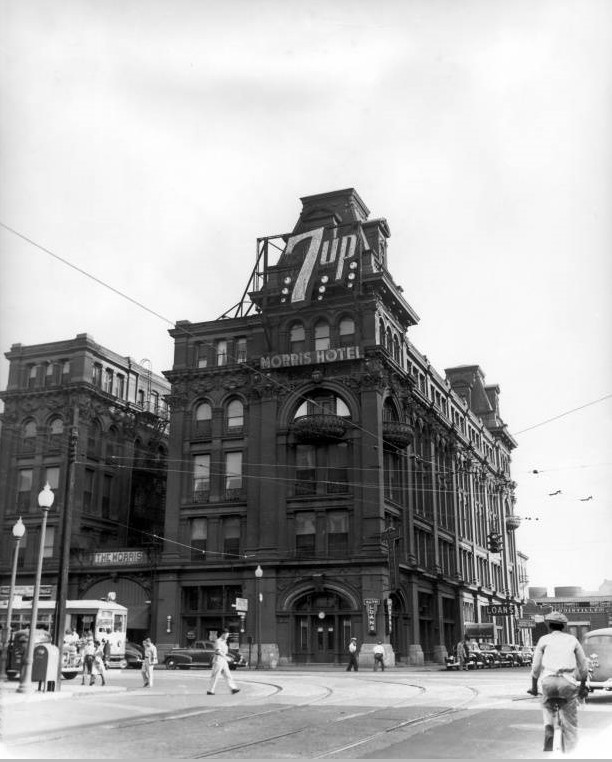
[346,653,358,671]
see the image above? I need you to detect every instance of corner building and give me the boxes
[0,334,170,641]
[158,189,524,666]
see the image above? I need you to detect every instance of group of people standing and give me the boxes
[346,638,386,672]
[64,629,111,686]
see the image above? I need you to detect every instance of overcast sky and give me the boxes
[1,0,610,595]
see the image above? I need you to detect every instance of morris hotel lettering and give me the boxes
[260,345,361,369]
[92,550,147,566]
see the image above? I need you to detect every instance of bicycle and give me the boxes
[545,695,567,753]
[527,688,567,752]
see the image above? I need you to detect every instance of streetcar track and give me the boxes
[6,676,478,759]
[191,681,472,759]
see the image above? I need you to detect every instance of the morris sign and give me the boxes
[260,345,361,369]
[91,550,148,566]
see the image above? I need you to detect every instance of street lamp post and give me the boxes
[255,565,263,669]
[0,517,26,683]
[17,483,54,694]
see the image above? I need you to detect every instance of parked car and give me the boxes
[518,646,533,666]
[4,628,82,680]
[470,642,499,668]
[495,643,523,667]
[124,641,144,669]
[582,627,612,695]
[477,642,502,668]
[445,644,485,670]
[164,640,246,671]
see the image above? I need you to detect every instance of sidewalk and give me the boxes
[1,679,128,703]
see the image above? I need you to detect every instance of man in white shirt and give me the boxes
[528,611,588,752]
[207,629,240,695]
[346,637,359,672]
[373,641,385,671]
[142,637,158,688]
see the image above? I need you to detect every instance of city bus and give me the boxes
[1,598,129,668]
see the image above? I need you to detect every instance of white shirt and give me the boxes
[348,641,357,653]
[531,630,588,681]
[214,637,229,659]
[373,644,384,655]
[143,642,158,664]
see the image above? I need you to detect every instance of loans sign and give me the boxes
[485,604,515,616]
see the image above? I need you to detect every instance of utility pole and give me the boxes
[53,411,79,689]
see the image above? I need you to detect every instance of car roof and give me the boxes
[583,627,612,639]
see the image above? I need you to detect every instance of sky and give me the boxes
[1,0,611,595]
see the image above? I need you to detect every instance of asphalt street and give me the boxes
[1,666,611,759]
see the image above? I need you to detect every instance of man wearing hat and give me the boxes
[346,636,359,672]
[528,611,589,752]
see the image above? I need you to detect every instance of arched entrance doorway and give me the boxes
[83,577,150,642]
[292,589,357,664]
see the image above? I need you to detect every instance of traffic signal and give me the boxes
[487,532,503,553]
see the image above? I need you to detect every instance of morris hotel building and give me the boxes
[0,334,170,641]
[156,188,525,665]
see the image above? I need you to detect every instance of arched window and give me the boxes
[226,399,244,431]
[385,327,392,354]
[47,417,64,452]
[289,322,306,353]
[393,336,400,363]
[87,420,102,458]
[106,425,120,463]
[314,319,330,351]
[294,391,351,419]
[21,420,37,453]
[338,316,355,346]
[378,319,386,349]
[194,402,212,437]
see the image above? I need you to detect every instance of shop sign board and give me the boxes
[485,604,515,616]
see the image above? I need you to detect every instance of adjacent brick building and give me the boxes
[0,333,170,640]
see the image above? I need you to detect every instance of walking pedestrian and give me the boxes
[528,611,589,752]
[91,640,107,686]
[207,629,240,695]
[456,636,469,670]
[346,636,359,671]
[373,640,385,671]
[81,634,95,685]
[142,637,158,688]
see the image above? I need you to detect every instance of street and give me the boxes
[2,666,611,759]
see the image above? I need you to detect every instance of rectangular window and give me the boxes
[235,337,247,363]
[196,343,208,368]
[17,469,33,513]
[115,374,125,398]
[193,455,211,502]
[102,474,112,519]
[216,340,228,367]
[295,444,316,495]
[223,517,240,558]
[83,468,95,514]
[45,466,60,491]
[43,527,55,558]
[295,511,316,555]
[92,363,102,387]
[327,442,348,493]
[191,518,207,560]
[103,368,113,393]
[224,452,243,496]
[327,511,348,555]
[28,365,38,388]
